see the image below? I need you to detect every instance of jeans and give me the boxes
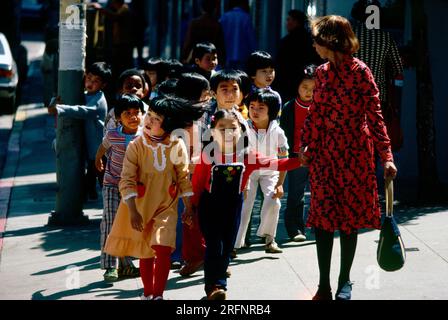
[284,166,309,237]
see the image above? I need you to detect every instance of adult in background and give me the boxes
[275,10,321,102]
[300,15,397,300]
[351,0,404,151]
[182,0,226,66]
[219,0,257,70]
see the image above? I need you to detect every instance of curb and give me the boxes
[0,107,27,260]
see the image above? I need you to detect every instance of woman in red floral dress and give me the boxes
[299,16,398,300]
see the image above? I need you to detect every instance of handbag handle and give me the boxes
[385,177,394,217]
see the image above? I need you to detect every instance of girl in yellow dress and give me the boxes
[104,95,205,300]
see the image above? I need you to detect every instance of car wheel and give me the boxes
[4,95,17,114]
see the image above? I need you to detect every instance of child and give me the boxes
[279,64,317,242]
[48,62,111,200]
[104,69,149,133]
[104,96,206,300]
[235,88,289,254]
[190,109,302,300]
[95,94,145,282]
[144,57,168,101]
[190,42,219,81]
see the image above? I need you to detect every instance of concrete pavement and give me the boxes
[1,104,448,300]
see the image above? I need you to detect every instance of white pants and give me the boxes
[235,170,281,248]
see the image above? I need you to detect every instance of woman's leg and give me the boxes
[152,245,172,298]
[339,231,358,285]
[139,258,154,297]
[314,228,335,290]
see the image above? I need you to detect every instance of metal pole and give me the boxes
[48,0,89,226]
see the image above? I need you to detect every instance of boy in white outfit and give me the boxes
[235,88,289,253]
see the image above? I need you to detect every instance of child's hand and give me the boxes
[129,209,144,232]
[298,147,310,167]
[182,207,194,229]
[95,156,104,172]
[47,105,58,115]
[272,185,284,199]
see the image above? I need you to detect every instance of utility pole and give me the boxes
[48,0,89,226]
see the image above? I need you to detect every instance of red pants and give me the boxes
[182,213,206,263]
[140,245,171,298]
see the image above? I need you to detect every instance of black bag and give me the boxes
[377,178,406,272]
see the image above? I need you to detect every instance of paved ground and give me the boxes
[1,103,448,301]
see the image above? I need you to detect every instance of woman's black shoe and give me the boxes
[312,286,333,300]
[335,281,353,300]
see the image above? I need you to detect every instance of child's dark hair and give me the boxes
[247,51,275,78]
[118,69,147,90]
[86,62,112,86]
[144,57,168,84]
[192,42,217,63]
[295,64,317,88]
[114,94,145,119]
[235,70,251,100]
[166,59,185,79]
[247,88,281,122]
[210,69,242,92]
[176,72,210,101]
[158,78,179,96]
[149,95,206,133]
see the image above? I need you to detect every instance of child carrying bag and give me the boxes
[377,178,406,272]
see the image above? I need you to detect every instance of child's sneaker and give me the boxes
[103,268,119,282]
[140,294,153,300]
[118,266,140,278]
[207,287,226,300]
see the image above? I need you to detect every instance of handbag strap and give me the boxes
[385,177,394,217]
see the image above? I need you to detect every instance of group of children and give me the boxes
[48,41,318,300]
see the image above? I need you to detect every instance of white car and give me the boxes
[0,32,19,114]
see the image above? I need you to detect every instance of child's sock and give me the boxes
[153,245,172,297]
[140,258,154,297]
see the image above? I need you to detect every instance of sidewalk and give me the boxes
[1,104,448,300]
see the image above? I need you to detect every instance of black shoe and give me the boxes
[335,281,353,300]
[312,286,333,300]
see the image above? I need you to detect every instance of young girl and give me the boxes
[190,109,302,300]
[95,94,145,282]
[104,96,205,300]
[235,88,289,254]
[280,64,317,242]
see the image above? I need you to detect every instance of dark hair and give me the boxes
[114,94,145,119]
[311,15,360,55]
[229,0,249,12]
[118,69,147,91]
[247,51,275,77]
[144,57,168,84]
[201,0,217,14]
[247,88,281,122]
[149,95,206,133]
[288,10,306,27]
[176,73,210,101]
[295,64,317,88]
[235,70,251,99]
[158,78,179,96]
[351,0,382,23]
[192,42,217,63]
[166,59,185,79]
[85,62,112,85]
[210,69,242,92]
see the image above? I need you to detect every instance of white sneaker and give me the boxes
[152,296,164,300]
[140,294,153,300]
[292,232,307,242]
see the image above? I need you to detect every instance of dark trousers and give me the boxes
[284,166,309,237]
[198,191,243,294]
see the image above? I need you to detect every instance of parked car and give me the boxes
[0,33,19,114]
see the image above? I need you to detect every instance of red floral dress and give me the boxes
[301,56,393,234]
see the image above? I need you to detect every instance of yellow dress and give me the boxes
[104,135,192,259]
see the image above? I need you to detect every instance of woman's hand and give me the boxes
[129,208,144,232]
[298,147,311,167]
[182,207,194,229]
[384,161,398,179]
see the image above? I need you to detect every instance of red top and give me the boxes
[293,97,312,153]
[191,149,301,207]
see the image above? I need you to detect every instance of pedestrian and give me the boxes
[104,96,206,300]
[190,109,302,300]
[47,62,112,201]
[235,88,289,254]
[275,10,321,102]
[300,15,397,300]
[219,0,257,69]
[104,69,149,134]
[280,64,317,242]
[181,0,226,66]
[95,94,145,282]
[188,42,219,81]
[143,57,168,101]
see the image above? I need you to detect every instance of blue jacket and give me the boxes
[57,91,108,160]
